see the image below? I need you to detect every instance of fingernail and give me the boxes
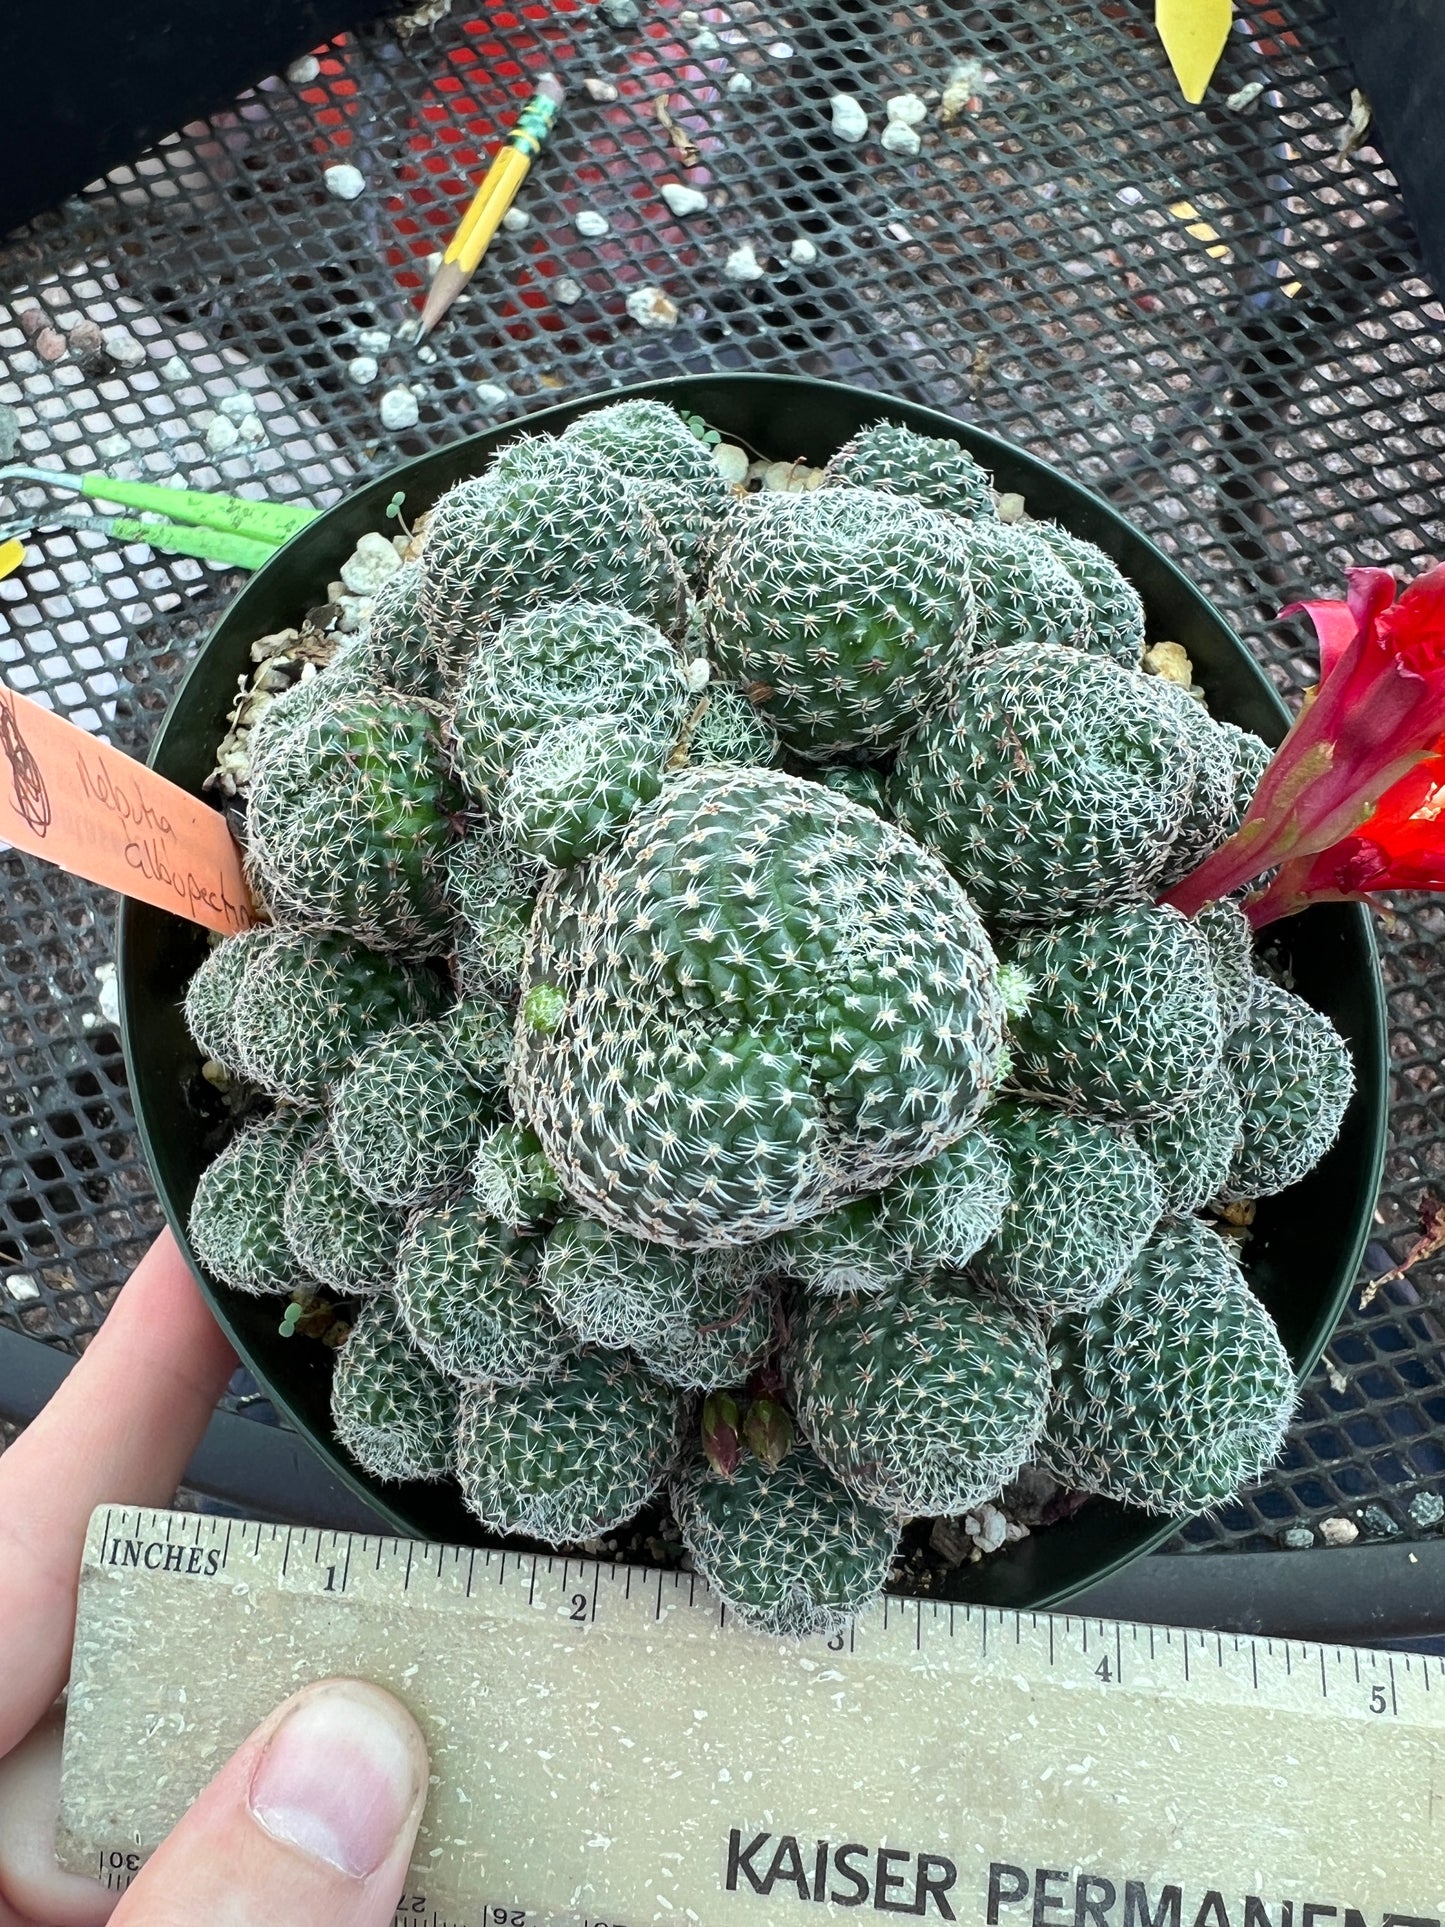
[248,1680,424,1878]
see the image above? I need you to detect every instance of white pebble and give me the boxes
[727,70,754,94]
[886,92,928,126]
[626,285,678,329]
[324,164,367,201]
[712,442,749,484]
[160,354,188,381]
[830,94,868,142]
[691,27,721,52]
[379,387,420,431]
[219,391,259,420]
[583,76,619,101]
[881,120,921,157]
[1320,1516,1359,1546]
[788,236,818,265]
[95,433,131,459]
[341,530,405,595]
[237,413,266,445]
[995,492,1027,523]
[97,961,120,1025]
[287,54,321,84]
[575,210,610,238]
[474,381,509,408]
[348,355,379,385]
[768,41,793,58]
[415,342,437,364]
[356,328,392,352]
[1116,185,1144,207]
[5,1272,40,1303]
[102,327,146,369]
[685,656,711,693]
[554,277,584,305]
[723,242,764,282]
[206,415,239,455]
[1227,80,1266,112]
[661,182,708,217]
[501,207,531,232]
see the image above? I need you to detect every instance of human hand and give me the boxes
[0,1230,429,1926]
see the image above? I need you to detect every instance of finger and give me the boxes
[111,1679,427,1927]
[0,1230,236,1756]
[0,1711,118,1927]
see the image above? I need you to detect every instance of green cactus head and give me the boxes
[1038,1216,1296,1515]
[510,767,1008,1248]
[499,715,667,868]
[445,829,545,998]
[959,520,1090,654]
[785,1274,1050,1517]
[1220,978,1353,1201]
[228,930,443,1105]
[330,1017,499,1209]
[330,1297,459,1484]
[282,1127,406,1297]
[360,559,447,703]
[449,598,695,810]
[418,438,685,674]
[1030,522,1146,667]
[394,1200,563,1386]
[975,1102,1163,1318]
[182,925,282,1069]
[671,1444,901,1638]
[471,1122,565,1228]
[189,1108,322,1296]
[1133,1054,1245,1216]
[1001,904,1224,1121]
[822,419,998,522]
[561,398,733,588]
[701,486,979,757]
[454,1349,683,1543]
[889,641,1197,924]
[680,684,780,771]
[246,686,458,952]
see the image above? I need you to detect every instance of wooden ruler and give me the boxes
[59,1506,1445,1927]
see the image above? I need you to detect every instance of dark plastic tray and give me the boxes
[118,372,1390,1607]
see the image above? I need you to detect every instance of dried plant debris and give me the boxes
[656,96,701,167]
[392,0,453,37]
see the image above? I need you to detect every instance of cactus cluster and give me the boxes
[183,396,1358,1639]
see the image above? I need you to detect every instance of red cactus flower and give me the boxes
[1243,748,1445,925]
[1164,561,1445,919]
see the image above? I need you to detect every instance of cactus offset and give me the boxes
[183,926,281,1069]
[1002,905,1224,1121]
[1133,1055,1245,1216]
[471,1122,564,1228]
[889,642,1196,923]
[701,487,979,757]
[959,520,1090,654]
[418,438,685,675]
[331,1018,499,1208]
[229,931,442,1105]
[499,716,666,868]
[246,686,457,951]
[445,831,546,997]
[189,1109,321,1294]
[511,768,1007,1248]
[454,1350,683,1542]
[671,1445,901,1638]
[359,559,447,702]
[1220,979,1354,1200]
[331,1297,459,1483]
[449,599,694,811]
[394,1201,563,1385]
[562,398,733,587]
[976,1102,1162,1317]
[1030,522,1146,667]
[1038,1217,1296,1514]
[682,684,780,771]
[282,1128,405,1296]
[821,419,998,522]
[786,1275,1050,1517]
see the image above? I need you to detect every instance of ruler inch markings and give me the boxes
[59,1505,1445,1927]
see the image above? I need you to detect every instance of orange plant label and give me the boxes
[0,684,256,935]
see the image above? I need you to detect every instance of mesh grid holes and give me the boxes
[1,0,1444,1544]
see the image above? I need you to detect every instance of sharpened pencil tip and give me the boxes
[416,260,470,340]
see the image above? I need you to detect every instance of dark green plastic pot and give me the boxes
[118,374,1389,1607]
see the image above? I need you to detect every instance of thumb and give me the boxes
[112,1678,428,1927]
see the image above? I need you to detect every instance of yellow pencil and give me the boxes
[1156,0,1234,104]
[417,72,566,339]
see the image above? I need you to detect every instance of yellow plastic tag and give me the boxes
[0,538,24,582]
[1156,0,1234,103]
